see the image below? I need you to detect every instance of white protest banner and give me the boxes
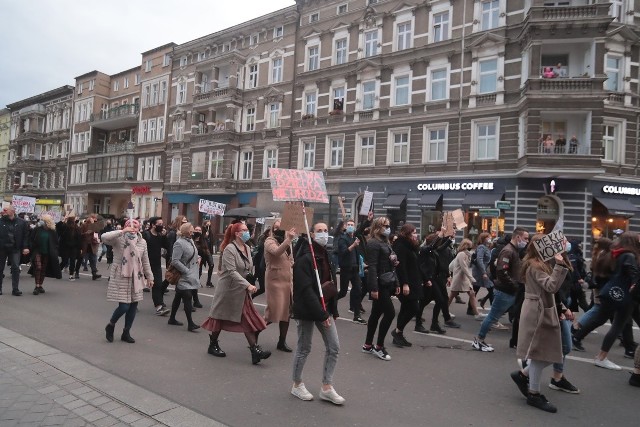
[256,217,266,225]
[451,209,467,229]
[269,168,329,204]
[360,191,373,216]
[532,230,566,262]
[198,199,226,216]
[41,210,62,223]
[12,195,36,214]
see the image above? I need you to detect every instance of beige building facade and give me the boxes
[0,108,10,203]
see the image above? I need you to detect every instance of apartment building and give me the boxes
[288,0,640,248]
[0,108,10,202]
[163,5,299,227]
[67,43,175,218]
[5,87,74,217]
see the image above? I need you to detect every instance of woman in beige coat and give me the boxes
[201,222,271,364]
[511,234,569,413]
[264,220,296,352]
[102,219,153,344]
[448,239,484,320]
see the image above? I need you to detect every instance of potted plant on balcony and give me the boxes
[302,114,315,120]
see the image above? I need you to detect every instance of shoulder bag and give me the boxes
[598,257,632,310]
[377,242,398,290]
[165,243,196,285]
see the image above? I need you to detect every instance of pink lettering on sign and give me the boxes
[269,168,329,204]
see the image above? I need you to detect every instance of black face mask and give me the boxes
[155,225,164,233]
[193,232,202,239]
[273,229,285,243]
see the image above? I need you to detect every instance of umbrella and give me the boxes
[224,207,272,218]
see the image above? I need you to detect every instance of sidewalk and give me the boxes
[0,326,226,427]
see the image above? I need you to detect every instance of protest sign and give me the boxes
[256,217,265,225]
[198,199,226,216]
[280,202,314,234]
[12,195,36,214]
[269,168,329,204]
[40,210,62,223]
[442,212,455,237]
[360,191,373,216]
[451,209,467,229]
[532,230,566,262]
[337,197,346,220]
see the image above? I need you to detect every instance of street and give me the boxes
[0,263,637,427]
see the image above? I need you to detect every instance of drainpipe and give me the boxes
[456,0,468,172]
[635,112,639,176]
[288,4,302,169]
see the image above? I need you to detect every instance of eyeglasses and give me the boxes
[382,223,390,227]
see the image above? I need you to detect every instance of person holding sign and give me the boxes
[509,234,570,413]
[337,219,367,325]
[447,239,485,320]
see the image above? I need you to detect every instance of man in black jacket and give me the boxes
[0,206,31,296]
[142,217,170,315]
[337,218,366,324]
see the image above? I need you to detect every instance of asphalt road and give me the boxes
[0,263,637,427]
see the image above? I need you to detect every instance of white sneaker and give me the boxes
[475,313,487,321]
[69,276,75,281]
[471,338,494,352]
[371,346,391,361]
[491,321,509,330]
[319,386,345,405]
[594,357,621,371]
[291,383,313,401]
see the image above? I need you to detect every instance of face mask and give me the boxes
[38,220,44,227]
[273,229,285,240]
[125,232,137,239]
[517,240,527,249]
[565,242,572,252]
[314,232,329,246]
[30,224,36,229]
[382,227,391,237]
[240,231,251,242]
[346,225,355,234]
[155,225,163,233]
[193,232,202,238]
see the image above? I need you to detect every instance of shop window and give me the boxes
[592,199,629,240]
[536,196,559,234]
[465,211,504,240]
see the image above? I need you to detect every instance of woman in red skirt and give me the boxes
[202,222,271,364]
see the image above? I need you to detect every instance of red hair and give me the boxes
[220,223,244,253]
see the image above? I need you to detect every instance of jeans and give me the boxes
[110,302,138,330]
[0,251,21,291]
[553,319,572,374]
[365,288,395,347]
[478,289,516,340]
[528,360,551,393]
[338,266,362,318]
[574,301,634,352]
[77,251,97,275]
[292,318,340,385]
[576,303,603,332]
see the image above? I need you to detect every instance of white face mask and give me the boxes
[314,232,329,246]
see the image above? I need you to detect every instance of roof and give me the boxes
[141,42,177,56]
[6,86,75,111]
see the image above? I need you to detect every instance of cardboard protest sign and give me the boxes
[532,230,566,262]
[451,209,467,229]
[360,191,373,216]
[269,168,329,204]
[40,210,62,223]
[442,212,455,237]
[337,197,346,220]
[280,202,314,234]
[11,195,36,214]
[198,199,226,216]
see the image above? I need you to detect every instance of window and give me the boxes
[148,119,156,142]
[89,79,95,91]
[309,13,319,23]
[179,56,188,67]
[114,80,119,91]
[481,1,500,31]
[170,157,181,183]
[145,60,152,72]
[151,83,159,105]
[197,52,206,62]
[332,86,345,111]
[157,118,164,141]
[302,140,315,169]
[426,127,447,162]
[272,58,283,83]
[479,58,497,94]
[431,68,448,101]
[603,124,616,162]
[397,22,412,51]
[209,150,224,179]
[308,46,319,71]
[433,12,449,43]
[335,38,347,65]
[475,121,498,160]
[160,81,167,102]
[137,156,161,181]
[174,119,184,141]
[362,81,376,110]
[135,73,140,85]
[329,137,344,168]
[610,0,624,22]
[163,53,171,67]
[364,30,378,57]
[359,135,375,166]
[394,75,410,106]
[273,26,284,39]
[269,103,280,128]
[263,148,278,178]
[248,64,258,88]
[124,77,129,89]
[240,151,253,180]
[391,131,409,164]
[246,107,255,131]
[305,92,317,116]
[250,34,259,46]
[605,55,621,92]
[191,152,206,179]
[177,82,186,104]
[77,83,83,94]
[337,4,347,14]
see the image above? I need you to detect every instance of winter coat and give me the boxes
[58,221,82,258]
[80,221,100,255]
[516,264,569,363]
[337,232,360,269]
[418,243,441,286]
[495,242,522,295]
[264,236,293,323]
[366,237,399,293]
[171,237,200,291]
[0,215,30,252]
[209,242,254,323]
[292,240,333,321]
[450,250,475,292]
[393,236,422,301]
[472,244,494,288]
[30,227,62,279]
[102,231,153,303]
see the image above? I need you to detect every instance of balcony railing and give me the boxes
[526,4,612,21]
[193,87,240,104]
[522,77,607,95]
[88,140,136,155]
[90,104,139,122]
[537,142,589,156]
[476,94,497,104]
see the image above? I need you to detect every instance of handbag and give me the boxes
[165,244,196,285]
[378,271,398,289]
[598,256,631,309]
[321,280,338,300]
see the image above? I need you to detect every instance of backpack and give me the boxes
[470,250,478,267]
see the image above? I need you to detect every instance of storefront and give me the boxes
[590,183,640,240]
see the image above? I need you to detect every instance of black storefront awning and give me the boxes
[418,193,443,210]
[461,193,504,210]
[382,194,406,210]
[593,197,638,217]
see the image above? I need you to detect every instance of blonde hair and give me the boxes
[370,216,389,240]
[41,214,56,231]
[458,238,473,252]
[179,222,193,237]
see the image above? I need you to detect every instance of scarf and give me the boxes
[121,232,145,293]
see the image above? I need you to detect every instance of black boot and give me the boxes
[92,274,102,280]
[208,336,226,357]
[277,339,292,352]
[121,329,135,343]
[105,324,114,342]
[206,282,214,288]
[249,345,271,365]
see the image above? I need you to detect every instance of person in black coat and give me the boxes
[0,206,31,296]
[58,216,82,280]
[291,222,344,405]
[390,223,422,347]
[29,214,62,295]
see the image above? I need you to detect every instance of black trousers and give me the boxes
[365,288,396,347]
[510,285,525,347]
[397,295,419,332]
[170,288,194,325]
[338,266,362,318]
[417,280,451,326]
[150,263,165,307]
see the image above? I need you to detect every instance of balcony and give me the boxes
[521,76,607,98]
[193,87,242,108]
[14,130,45,142]
[190,125,239,144]
[88,140,136,155]
[18,104,46,116]
[525,3,612,23]
[90,104,140,131]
